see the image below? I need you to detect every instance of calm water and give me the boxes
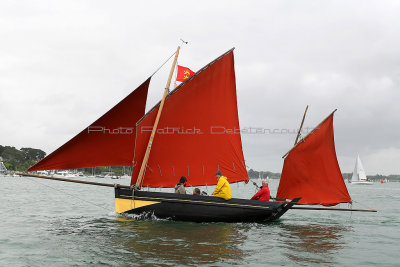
[0,175,399,266]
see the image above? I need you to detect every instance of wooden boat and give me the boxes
[115,188,299,222]
[24,46,375,222]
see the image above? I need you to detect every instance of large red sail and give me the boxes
[276,114,351,206]
[28,78,150,171]
[131,50,249,187]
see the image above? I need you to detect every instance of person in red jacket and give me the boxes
[251,180,270,201]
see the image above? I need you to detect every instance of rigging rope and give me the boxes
[26,176,110,212]
[150,50,177,77]
[351,199,375,211]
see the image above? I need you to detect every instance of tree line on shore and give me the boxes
[1,145,399,181]
[248,168,400,182]
[0,145,46,171]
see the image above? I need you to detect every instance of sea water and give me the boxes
[0,175,399,266]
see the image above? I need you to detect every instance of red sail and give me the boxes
[276,114,352,206]
[28,78,150,171]
[131,50,249,187]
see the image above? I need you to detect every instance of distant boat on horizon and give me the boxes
[349,155,373,185]
[0,161,8,173]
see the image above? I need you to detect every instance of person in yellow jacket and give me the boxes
[212,171,232,200]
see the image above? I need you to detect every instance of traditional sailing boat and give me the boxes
[349,155,373,185]
[23,46,375,222]
[26,47,300,222]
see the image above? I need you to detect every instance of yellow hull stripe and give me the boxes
[115,198,160,214]
[118,195,271,210]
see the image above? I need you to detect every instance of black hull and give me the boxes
[115,188,299,223]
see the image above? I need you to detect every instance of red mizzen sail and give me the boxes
[276,113,351,206]
[28,78,150,171]
[131,50,249,187]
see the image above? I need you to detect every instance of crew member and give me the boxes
[251,179,270,201]
[193,188,208,196]
[175,176,187,194]
[212,171,231,200]
[193,188,201,195]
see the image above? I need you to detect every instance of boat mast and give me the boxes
[294,105,308,145]
[135,46,181,188]
[282,109,337,158]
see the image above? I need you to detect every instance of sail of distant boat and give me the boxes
[352,155,367,182]
[277,112,352,206]
[28,79,150,171]
[0,161,7,173]
[350,155,373,184]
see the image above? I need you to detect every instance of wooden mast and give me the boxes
[135,46,181,188]
[294,105,308,145]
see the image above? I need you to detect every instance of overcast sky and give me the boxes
[1,1,399,175]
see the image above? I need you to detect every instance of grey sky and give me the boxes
[1,1,399,175]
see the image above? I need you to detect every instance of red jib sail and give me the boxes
[131,50,249,187]
[276,113,352,206]
[28,78,150,171]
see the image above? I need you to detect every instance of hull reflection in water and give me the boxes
[112,218,351,266]
[278,223,352,265]
[115,217,249,265]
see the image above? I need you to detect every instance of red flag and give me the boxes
[176,65,195,82]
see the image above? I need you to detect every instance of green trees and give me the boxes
[247,169,281,179]
[0,145,46,171]
[20,147,46,161]
[2,144,399,181]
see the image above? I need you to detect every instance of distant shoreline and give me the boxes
[2,145,399,181]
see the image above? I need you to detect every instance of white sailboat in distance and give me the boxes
[350,155,373,185]
[0,161,8,173]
